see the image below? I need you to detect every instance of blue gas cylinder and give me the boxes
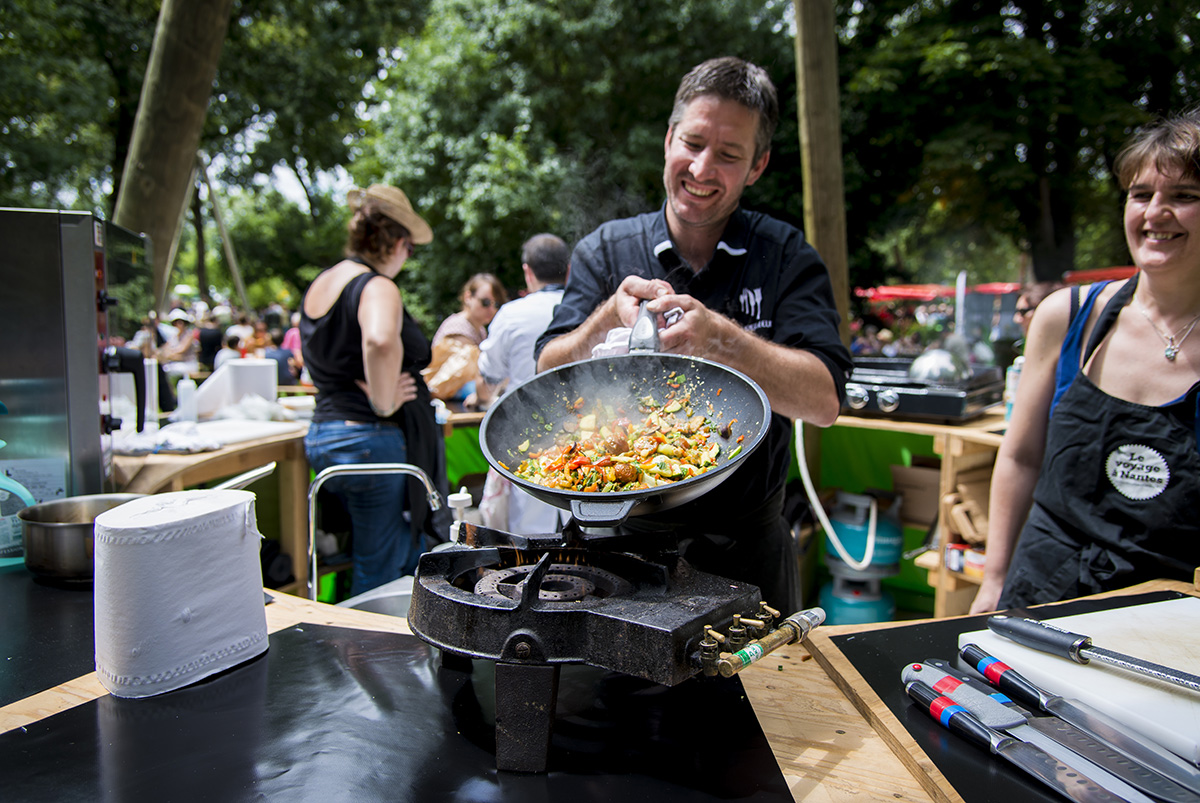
[823,491,903,569]
[818,575,895,625]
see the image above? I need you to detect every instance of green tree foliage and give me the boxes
[837,0,1200,284]
[206,0,426,212]
[1,0,158,213]
[358,0,800,325]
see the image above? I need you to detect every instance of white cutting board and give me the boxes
[958,596,1200,763]
[193,419,306,446]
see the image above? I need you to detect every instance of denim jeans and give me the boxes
[305,420,413,597]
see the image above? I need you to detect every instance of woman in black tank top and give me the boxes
[300,185,447,597]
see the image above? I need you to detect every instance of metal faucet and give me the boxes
[306,463,444,600]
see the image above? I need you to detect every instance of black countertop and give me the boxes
[0,563,95,706]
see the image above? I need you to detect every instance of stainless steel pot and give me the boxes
[17,462,276,583]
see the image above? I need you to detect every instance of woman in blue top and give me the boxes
[972,112,1200,613]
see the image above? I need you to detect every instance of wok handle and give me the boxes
[569,498,637,527]
[628,300,660,353]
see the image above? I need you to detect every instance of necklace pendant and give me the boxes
[1166,344,1179,361]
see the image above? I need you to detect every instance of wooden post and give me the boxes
[113,0,235,312]
[794,0,850,345]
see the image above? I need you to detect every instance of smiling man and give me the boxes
[534,57,851,613]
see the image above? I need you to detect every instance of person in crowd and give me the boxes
[474,233,571,533]
[158,309,200,377]
[970,111,1200,613]
[263,332,297,386]
[244,319,271,355]
[423,273,507,401]
[535,57,852,612]
[1012,280,1064,338]
[195,313,225,372]
[215,335,241,369]
[225,314,254,349]
[280,311,304,380]
[300,183,448,596]
[129,313,173,356]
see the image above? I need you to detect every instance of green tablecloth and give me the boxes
[445,425,489,488]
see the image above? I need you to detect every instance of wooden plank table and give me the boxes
[111,428,310,593]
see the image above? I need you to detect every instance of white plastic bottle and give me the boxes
[176,377,198,423]
[1004,356,1024,421]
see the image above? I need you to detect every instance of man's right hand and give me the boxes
[613,275,673,328]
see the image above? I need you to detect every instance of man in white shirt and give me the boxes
[476,233,570,533]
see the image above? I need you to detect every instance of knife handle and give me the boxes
[905,679,998,752]
[960,643,1049,712]
[988,615,1092,663]
[902,662,1026,730]
[923,658,1030,717]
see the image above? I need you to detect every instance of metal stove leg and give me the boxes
[494,662,560,773]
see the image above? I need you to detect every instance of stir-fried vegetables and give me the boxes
[513,379,734,493]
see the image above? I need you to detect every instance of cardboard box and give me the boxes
[890,463,940,526]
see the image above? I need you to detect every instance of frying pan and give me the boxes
[480,351,771,527]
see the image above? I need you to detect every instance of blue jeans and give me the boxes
[305,420,413,597]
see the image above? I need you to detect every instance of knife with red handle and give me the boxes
[961,643,1200,796]
[905,661,1197,803]
[905,678,1123,802]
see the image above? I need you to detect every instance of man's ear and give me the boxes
[746,148,771,187]
[664,125,674,159]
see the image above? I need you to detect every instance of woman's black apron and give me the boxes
[999,278,1200,607]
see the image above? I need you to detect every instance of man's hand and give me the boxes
[614,275,673,327]
[645,292,723,357]
[538,275,675,371]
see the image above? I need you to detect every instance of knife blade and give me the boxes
[904,660,1197,803]
[905,678,1124,802]
[961,643,1200,796]
[987,615,1200,694]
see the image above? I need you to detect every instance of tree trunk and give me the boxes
[113,0,234,312]
[794,0,850,344]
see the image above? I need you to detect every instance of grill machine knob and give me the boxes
[845,384,869,410]
[877,388,900,413]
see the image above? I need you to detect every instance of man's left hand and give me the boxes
[646,294,729,359]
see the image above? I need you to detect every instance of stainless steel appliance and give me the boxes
[842,355,1004,422]
[0,208,149,517]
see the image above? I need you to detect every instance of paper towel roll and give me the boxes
[93,490,269,698]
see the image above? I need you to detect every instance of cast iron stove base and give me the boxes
[408,521,763,772]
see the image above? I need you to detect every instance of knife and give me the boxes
[905,678,1124,802]
[904,661,1197,803]
[961,643,1200,796]
[988,615,1200,694]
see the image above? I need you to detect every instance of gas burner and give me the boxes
[407,518,824,773]
[474,563,630,603]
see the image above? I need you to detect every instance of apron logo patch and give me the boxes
[1105,444,1170,500]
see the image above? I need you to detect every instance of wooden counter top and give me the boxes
[833,408,1007,450]
[111,428,311,592]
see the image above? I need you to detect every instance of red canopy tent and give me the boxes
[1063,266,1137,283]
[853,282,1022,301]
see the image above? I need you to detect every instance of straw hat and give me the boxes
[347,184,433,245]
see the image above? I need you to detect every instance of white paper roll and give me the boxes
[93,490,269,698]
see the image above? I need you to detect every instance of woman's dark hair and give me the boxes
[345,203,411,266]
[1114,109,1200,189]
